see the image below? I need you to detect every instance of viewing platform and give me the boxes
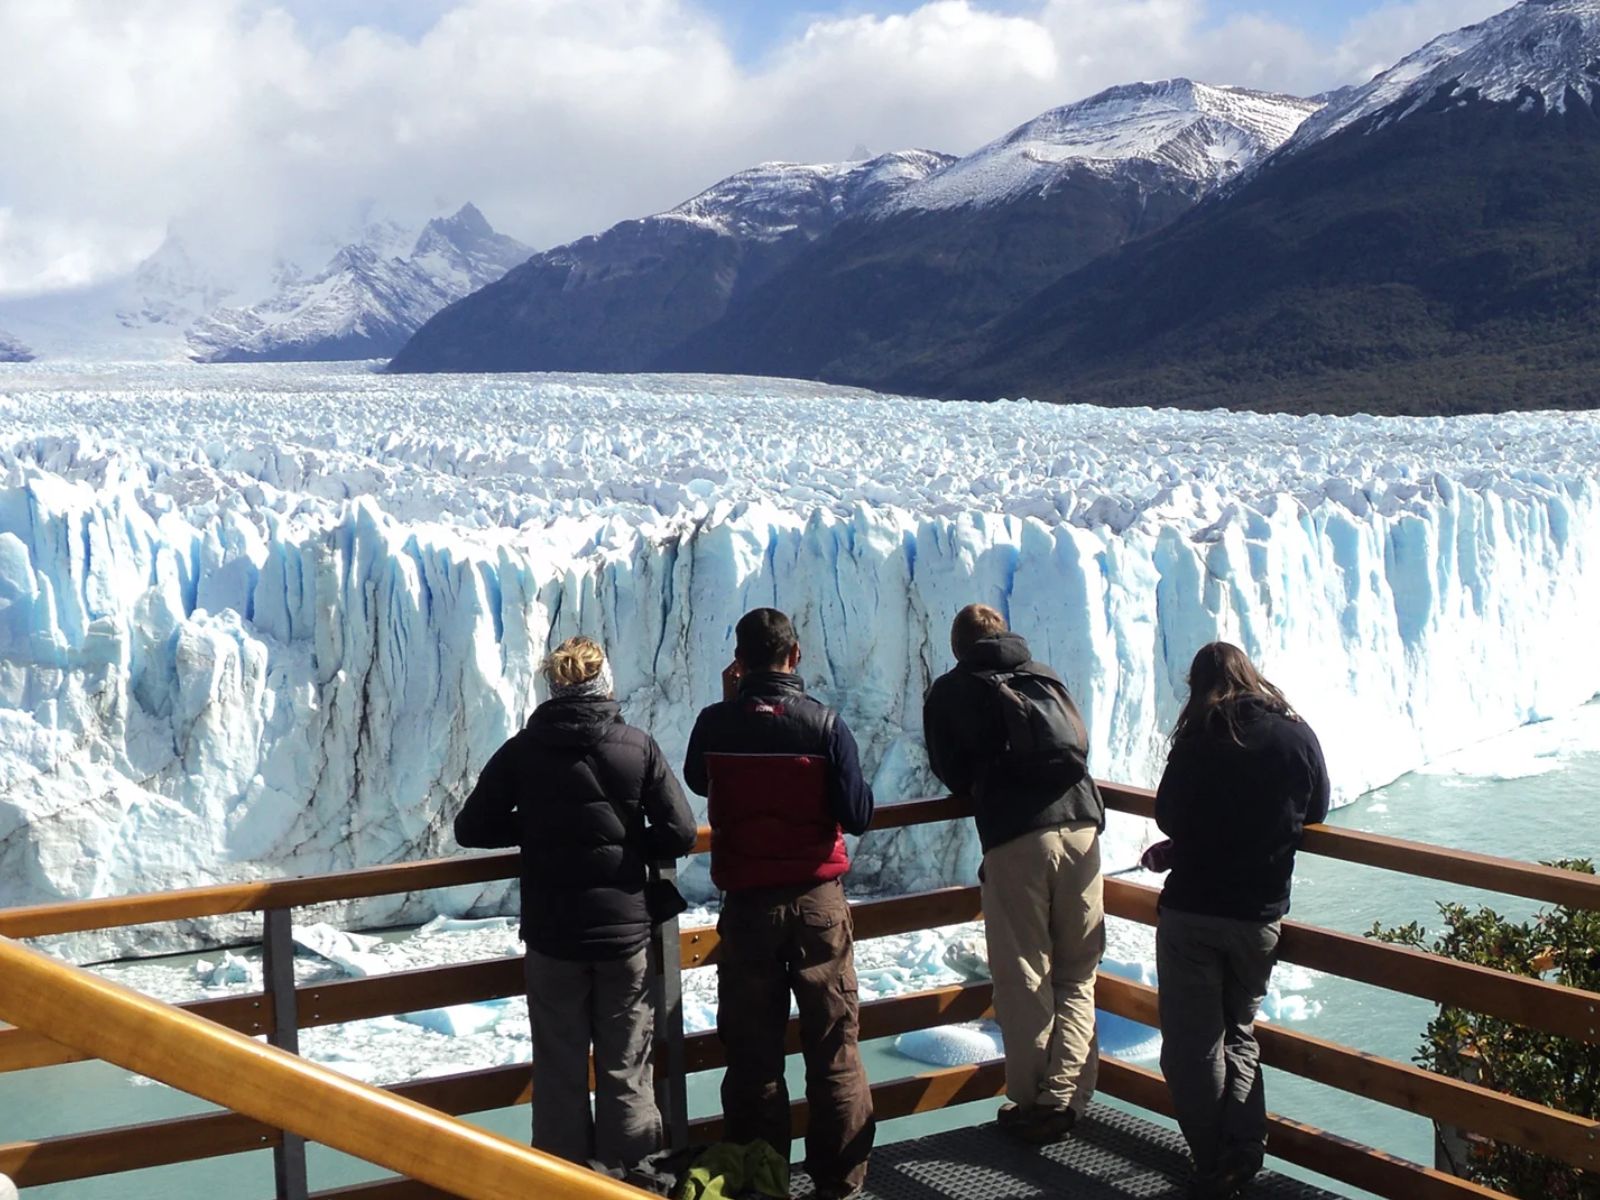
[790,1105,1339,1200]
[0,783,1596,1200]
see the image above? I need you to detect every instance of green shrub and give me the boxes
[1370,860,1599,1199]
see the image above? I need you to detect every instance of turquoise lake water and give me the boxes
[5,704,1597,1198]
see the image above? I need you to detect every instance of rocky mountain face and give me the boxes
[189,205,528,363]
[919,0,1600,413]
[386,152,954,374]
[659,80,1319,389]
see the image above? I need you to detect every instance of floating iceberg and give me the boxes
[2,363,1599,949]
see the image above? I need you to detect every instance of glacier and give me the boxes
[1,361,1598,952]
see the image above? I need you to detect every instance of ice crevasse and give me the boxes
[1,369,1597,952]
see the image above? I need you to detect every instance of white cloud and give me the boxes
[0,0,1518,300]
[1329,0,1511,85]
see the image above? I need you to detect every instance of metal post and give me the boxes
[262,907,310,1200]
[650,862,690,1150]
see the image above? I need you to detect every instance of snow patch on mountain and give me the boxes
[187,205,528,363]
[1286,0,1600,150]
[881,80,1321,214]
[668,151,956,236]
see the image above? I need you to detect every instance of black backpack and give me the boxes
[974,668,1089,798]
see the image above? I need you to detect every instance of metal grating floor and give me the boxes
[794,1102,1342,1200]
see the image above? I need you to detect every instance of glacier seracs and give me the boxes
[1,362,1598,952]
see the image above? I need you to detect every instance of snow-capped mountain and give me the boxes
[0,329,33,362]
[390,84,1319,379]
[113,234,237,331]
[882,79,1320,213]
[189,204,528,363]
[0,229,249,361]
[387,151,952,374]
[1287,0,1600,152]
[923,0,1600,412]
[649,79,1319,389]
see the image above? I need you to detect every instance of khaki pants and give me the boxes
[981,821,1104,1114]
[525,946,661,1170]
[716,879,876,1193]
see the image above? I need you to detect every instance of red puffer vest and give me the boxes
[699,683,850,892]
[706,752,849,891]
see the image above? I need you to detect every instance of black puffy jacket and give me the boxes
[454,696,698,961]
[923,632,1104,853]
[1155,697,1331,922]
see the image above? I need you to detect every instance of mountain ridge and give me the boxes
[386,151,953,374]
[188,203,529,363]
[390,80,1318,379]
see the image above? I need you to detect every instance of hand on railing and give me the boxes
[1138,839,1174,873]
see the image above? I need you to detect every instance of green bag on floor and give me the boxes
[675,1139,790,1200]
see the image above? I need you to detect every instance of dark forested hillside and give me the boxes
[912,90,1600,414]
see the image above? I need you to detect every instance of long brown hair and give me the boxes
[1171,642,1294,745]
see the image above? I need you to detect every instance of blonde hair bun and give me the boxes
[544,636,607,688]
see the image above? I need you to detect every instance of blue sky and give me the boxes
[698,1,1379,61]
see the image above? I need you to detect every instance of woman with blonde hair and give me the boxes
[1148,642,1329,1200]
[456,636,697,1172]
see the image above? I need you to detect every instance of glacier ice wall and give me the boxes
[2,363,1598,950]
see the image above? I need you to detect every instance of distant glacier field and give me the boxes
[2,361,1598,947]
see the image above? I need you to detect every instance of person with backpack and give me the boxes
[1148,642,1330,1200]
[682,608,876,1200]
[922,604,1105,1144]
[454,635,698,1173]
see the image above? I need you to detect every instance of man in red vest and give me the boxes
[683,608,876,1199]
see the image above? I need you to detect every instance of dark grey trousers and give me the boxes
[525,946,661,1170]
[1156,907,1281,1177]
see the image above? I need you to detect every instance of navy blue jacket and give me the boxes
[923,632,1103,853]
[683,671,874,890]
[1155,697,1331,922]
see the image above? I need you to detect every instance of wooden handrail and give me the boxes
[1106,877,1600,1044]
[5,784,1597,941]
[0,983,998,1184]
[6,778,1600,1200]
[1093,974,1600,1172]
[1098,783,1600,911]
[0,935,652,1200]
[8,872,1594,1085]
[15,957,1597,1186]
[0,851,523,939]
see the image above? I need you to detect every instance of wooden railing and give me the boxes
[0,937,653,1200]
[1,783,1597,1200]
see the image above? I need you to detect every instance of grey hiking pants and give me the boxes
[1156,907,1281,1176]
[525,946,661,1170]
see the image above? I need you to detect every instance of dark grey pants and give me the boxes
[1156,907,1281,1177]
[525,946,661,1170]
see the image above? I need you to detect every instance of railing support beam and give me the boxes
[649,863,689,1150]
[264,907,310,1200]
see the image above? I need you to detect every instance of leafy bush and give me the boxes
[1370,860,1599,1199]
